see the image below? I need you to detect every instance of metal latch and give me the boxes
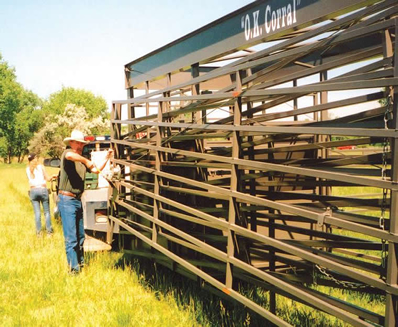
[317,207,332,227]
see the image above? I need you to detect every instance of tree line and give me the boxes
[0,53,110,163]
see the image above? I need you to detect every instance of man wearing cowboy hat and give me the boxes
[58,129,113,274]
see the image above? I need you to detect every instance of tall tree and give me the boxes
[30,87,110,158]
[0,54,42,163]
[42,86,109,118]
[29,103,109,158]
[14,91,42,162]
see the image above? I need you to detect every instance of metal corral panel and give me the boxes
[110,0,398,326]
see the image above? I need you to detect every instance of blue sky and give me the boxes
[0,0,253,108]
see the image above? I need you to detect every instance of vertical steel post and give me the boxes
[226,71,242,289]
[152,100,164,244]
[268,138,276,313]
[145,81,150,140]
[107,102,120,245]
[293,79,298,121]
[191,63,206,180]
[246,68,257,234]
[385,18,398,327]
[111,103,121,158]
[128,87,135,137]
[192,63,200,123]
[247,100,257,233]
[320,70,330,197]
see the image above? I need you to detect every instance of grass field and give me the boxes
[0,163,205,327]
[0,162,387,326]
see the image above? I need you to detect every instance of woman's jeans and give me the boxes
[29,187,53,235]
[58,194,85,272]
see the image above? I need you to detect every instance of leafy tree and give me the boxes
[0,54,42,163]
[0,55,21,162]
[29,103,110,158]
[0,54,110,162]
[14,91,43,162]
[42,86,109,118]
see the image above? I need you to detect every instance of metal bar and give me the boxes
[111,120,398,138]
[248,92,385,124]
[231,223,398,295]
[115,160,398,242]
[243,78,398,97]
[111,214,375,327]
[385,17,398,327]
[112,142,398,190]
[114,75,398,104]
[117,178,398,294]
[228,256,375,327]
[115,200,227,262]
[109,215,291,327]
[249,49,389,89]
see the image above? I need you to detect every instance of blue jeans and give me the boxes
[58,194,85,272]
[29,187,53,234]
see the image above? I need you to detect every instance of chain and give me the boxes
[379,189,388,270]
[289,265,298,276]
[379,170,388,270]
[384,93,393,129]
[380,92,392,270]
[315,265,367,289]
[380,140,389,234]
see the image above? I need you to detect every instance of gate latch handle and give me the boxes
[317,207,332,227]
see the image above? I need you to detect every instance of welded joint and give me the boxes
[317,207,332,227]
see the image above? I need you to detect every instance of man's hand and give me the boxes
[91,166,100,174]
[106,149,114,159]
[88,161,100,174]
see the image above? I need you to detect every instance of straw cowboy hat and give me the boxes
[63,130,89,146]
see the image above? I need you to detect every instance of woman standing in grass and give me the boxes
[26,153,54,236]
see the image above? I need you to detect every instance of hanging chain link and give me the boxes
[380,92,393,270]
[380,140,389,234]
[315,265,367,289]
[380,184,388,270]
[316,93,393,286]
[384,93,394,129]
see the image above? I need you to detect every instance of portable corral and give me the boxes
[107,1,398,325]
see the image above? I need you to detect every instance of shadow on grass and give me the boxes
[112,254,270,327]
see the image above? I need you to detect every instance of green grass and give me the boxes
[1,162,387,326]
[0,163,203,327]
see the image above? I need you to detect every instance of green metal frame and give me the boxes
[109,0,398,325]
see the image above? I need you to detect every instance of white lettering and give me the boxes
[252,10,260,38]
[281,7,286,27]
[293,0,297,23]
[246,0,299,40]
[244,14,251,40]
[265,5,271,34]
[276,8,281,29]
[287,4,292,26]
[271,11,276,31]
